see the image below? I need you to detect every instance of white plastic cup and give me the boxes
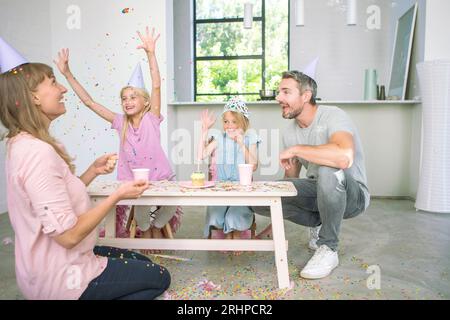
[238,164,253,186]
[132,168,150,182]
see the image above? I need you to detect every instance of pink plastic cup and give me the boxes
[132,168,150,182]
[238,164,253,186]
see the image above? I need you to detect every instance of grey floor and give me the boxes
[1,199,449,300]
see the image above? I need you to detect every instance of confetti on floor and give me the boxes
[2,237,13,245]
[197,279,221,292]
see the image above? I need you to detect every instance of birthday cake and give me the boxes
[190,171,205,186]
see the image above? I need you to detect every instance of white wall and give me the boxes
[49,0,171,175]
[289,0,391,101]
[0,0,172,213]
[424,0,450,61]
[0,0,53,213]
[173,0,193,101]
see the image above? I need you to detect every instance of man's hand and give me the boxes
[279,146,299,171]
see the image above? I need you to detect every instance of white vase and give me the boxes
[415,60,450,213]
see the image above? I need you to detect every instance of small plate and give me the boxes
[179,181,215,189]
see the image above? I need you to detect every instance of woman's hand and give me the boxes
[54,48,72,77]
[137,26,160,55]
[201,109,216,132]
[91,153,118,175]
[115,180,149,200]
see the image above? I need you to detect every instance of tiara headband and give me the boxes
[222,97,250,119]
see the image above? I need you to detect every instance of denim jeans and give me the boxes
[253,166,367,251]
[79,246,170,300]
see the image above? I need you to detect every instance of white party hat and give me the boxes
[127,63,146,89]
[0,36,28,73]
[303,57,319,81]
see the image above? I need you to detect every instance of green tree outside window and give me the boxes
[194,0,289,102]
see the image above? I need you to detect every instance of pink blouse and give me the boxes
[6,133,107,300]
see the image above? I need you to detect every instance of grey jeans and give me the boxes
[253,166,367,251]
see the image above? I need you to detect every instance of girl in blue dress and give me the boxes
[198,98,260,240]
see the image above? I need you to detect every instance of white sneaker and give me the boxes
[308,225,321,250]
[300,245,339,279]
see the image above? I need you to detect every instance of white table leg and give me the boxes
[104,207,116,238]
[270,198,290,289]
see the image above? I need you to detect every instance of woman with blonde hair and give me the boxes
[0,51,170,299]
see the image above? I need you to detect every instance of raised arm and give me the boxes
[54,48,116,123]
[198,109,218,161]
[137,27,161,118]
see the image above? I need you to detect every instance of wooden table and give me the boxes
[87,180,297,289]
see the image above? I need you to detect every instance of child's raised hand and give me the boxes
[53,48,71,77]
[137,26,160,55]
[201,109,216,132]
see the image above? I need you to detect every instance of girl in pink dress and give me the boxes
[55,26,182,241]
[0,60,170,299]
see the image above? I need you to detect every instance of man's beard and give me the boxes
[282,104,303,119]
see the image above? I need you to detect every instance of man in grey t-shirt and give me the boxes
[254,71,370,280]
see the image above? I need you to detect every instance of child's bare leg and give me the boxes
[141,226,152,239]
[139,227,160,255]
[216,231,232,254]
[232,231,244,256]
[151,227,164,239]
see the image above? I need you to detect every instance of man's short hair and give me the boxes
[281,70,317,105]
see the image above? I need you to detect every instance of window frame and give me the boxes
[193,0,290,101]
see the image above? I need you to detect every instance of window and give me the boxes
[194,0,289,102]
